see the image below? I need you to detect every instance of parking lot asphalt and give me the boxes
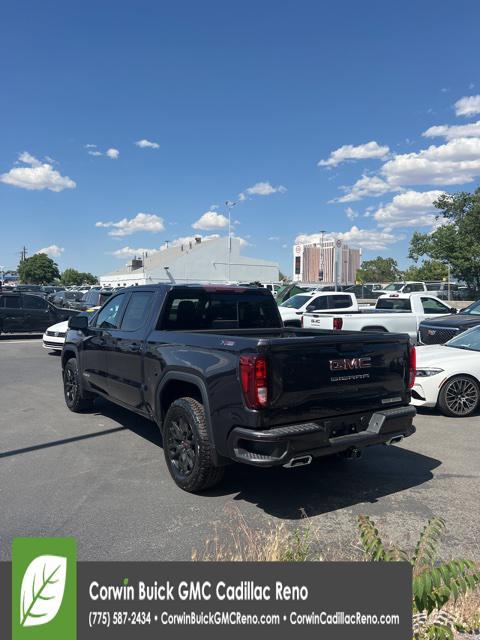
[1,337,479,561]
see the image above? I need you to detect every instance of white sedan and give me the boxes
[412,325,480,417]
[42,308,99,352]
[42,320,68,352]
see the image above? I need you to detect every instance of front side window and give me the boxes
[120,292,154,331]
[94,294,127,329]
[421,297,451,313]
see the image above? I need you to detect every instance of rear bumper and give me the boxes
[227,405,416,467]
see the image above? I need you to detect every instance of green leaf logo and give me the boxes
[20,555,67,627]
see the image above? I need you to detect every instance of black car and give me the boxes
[51,290,85,308]
[0,292,77,334]
[419,299,480,344]
[69,288,114,311]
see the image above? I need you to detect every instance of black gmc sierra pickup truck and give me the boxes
[63,284,416,492]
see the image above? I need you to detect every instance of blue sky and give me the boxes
[1,0,480,277]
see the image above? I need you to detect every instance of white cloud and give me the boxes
[135,139,160,149]
[88,150,103,156]
[96,212,165,237]
[381,137,480,186]
[111,246,162,259]
[422,121,480,140]
[318,141,389,167]
[296,226,399,251]
[106,148,119,159]
[238,181,287,201]
[345,206,358,220]
[84,144,97,148]
[192,211,229,230]
[454,95,480,117]
[0,152,76,192]
[373,190,445,230]
[36,244,64,257]
[268,236,280,241]
[331,174,400,203]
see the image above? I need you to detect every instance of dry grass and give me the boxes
[192,505,359,562]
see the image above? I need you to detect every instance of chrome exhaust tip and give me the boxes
[385,435,404,446]
[283,455,313,468]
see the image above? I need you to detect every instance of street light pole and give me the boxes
[225,201,237,282]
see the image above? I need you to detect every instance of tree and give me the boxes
[61,269,97,286]
[356,256,401,283]
[408,188,480,289]
[403,259,448,281]
[18,253,60,284]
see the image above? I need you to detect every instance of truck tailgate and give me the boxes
[262,333,410,425]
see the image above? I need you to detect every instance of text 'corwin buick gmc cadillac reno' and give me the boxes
[62,284,416,492]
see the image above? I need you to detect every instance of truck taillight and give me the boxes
[240,355,268,409]
[333,317,343,330]
[408,345,416,388]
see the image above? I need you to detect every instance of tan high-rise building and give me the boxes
[292,239,361,284]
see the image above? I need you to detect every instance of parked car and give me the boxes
[63,284,416,492]
[0,292,77,334]
[69,288,115,311]
[378,282,428,295]
[278,291,358,326]
[412,325,480,417]
[51,290,85,308]
[43,309,97,351]
[302,293,455,342]
[12,284,47,298]
[418,298,480,345]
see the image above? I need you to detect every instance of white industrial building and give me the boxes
[100,236,279,287]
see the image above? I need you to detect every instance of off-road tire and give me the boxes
[163,397,224,492]
[63,358,95,412]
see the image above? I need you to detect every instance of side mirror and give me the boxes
[451,307,458,314]
[68,315,89,331]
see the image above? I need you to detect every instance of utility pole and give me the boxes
[225,201,237,282]
[20,246,27,262]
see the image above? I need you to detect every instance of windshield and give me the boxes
[446,326,480,351]
[383,283,404,291]
[279,294,311,309]
[459,300,480,316]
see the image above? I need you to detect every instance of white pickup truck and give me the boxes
[302,293,457,342]
[278,291,358,327]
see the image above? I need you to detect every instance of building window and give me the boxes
[295,256,301,275]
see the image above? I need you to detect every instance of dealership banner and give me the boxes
[0,538,412,639]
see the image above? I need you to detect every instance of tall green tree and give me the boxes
[408,188,480,289]
[356,256,401,283]
[403,259,448,281]
[18,253,60,284]
[61,269,97,286]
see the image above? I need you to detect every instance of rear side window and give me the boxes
[2,296,21,309]
[328,295,353,309]
[159,290,281,330]
[22,295,47,310]
[376,298,412,311]
[94,293,127,329]
[120,292,154,331]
